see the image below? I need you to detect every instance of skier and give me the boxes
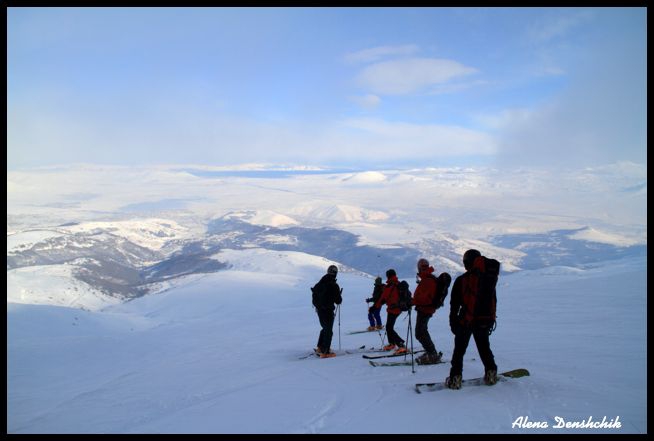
[411,258,443,365]
[365,276,384,331]
[311,264,343,358]
[373,269,407,354]
[446,249,498,389]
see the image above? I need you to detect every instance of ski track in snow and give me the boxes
[296,395,342,434]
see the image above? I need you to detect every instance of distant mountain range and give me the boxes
[6,212,646,304]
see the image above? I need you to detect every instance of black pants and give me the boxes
[316,308,335,352]
[450,325,497,377]
[415,311,436,353]
[385,312,405,346]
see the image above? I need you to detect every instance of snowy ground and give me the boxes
[7,248,646,434]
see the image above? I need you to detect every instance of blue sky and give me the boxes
[7,7,647,170]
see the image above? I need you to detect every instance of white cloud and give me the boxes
[473,108,535,131]
[428,79,489,95]
[347,94,381,109]
[527,10,595,43]
[356,58,478,95]
[340,117,497,157]
[344,44,420,64]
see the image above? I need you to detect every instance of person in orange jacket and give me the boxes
[411,258,443,365]
[373,269,407,354]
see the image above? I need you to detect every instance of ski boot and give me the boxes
[484,369,498,385]
[416,351,443,365]
[319,348,336,358]
[445,374,462,390]
[394,346,409,355]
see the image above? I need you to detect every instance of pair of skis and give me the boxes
[298,345,371,359]
[364,350,428,366]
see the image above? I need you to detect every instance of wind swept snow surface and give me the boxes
[7,250,646,434]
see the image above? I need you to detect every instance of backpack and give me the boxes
[460,256,500,329]
[311,279,328,309]
[432,272,452,309]
[397,280,412,312]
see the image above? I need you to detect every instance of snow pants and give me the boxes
[316,308,335,353]
[415,311,436,354]
[368,306,383,327]
[450,325,497,377]
[385,312,405,347]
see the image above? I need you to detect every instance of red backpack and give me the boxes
[460,256,500,330]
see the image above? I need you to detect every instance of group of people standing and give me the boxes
[311,249,499,389]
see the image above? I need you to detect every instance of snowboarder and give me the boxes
[373,269,407,354]
[311,264,343,358]
[365,276,384,331]
[446,249,498,389]
[411,258,443,365]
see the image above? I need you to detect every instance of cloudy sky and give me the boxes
[7,7,647,170]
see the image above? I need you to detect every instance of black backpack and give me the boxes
[311,280,328,309]
[432,272,452,309]
[397,280,412,311]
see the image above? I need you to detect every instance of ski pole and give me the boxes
[338,288,343,351]
[403,309,414,371]
[339,288,343,351]
[404,312,411,355]
[409,308,415,373]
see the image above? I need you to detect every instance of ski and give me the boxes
[346,328,383,335]
[415,368,530,393]
[362,350,425,359]
[369,359,447,367]
[298,345,369,359]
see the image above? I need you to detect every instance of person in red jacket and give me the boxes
[411,258,443,365]
[374,269,407,354]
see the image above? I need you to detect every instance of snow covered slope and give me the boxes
[7,250,646,433]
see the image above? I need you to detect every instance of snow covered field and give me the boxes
[7,164,647,433]
[7,248,646,433]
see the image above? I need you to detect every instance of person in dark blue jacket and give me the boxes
[311,265,343,358]
[365,277,384,331]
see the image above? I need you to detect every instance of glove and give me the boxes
[365,298,371,303]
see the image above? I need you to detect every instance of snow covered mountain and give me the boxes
[8,210,645,311]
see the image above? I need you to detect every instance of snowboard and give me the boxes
[415,368,530,393]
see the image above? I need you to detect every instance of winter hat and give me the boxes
[374,276,382,286]
[327,265,338,275]
[463,249,481,270]
[386,269,397,279]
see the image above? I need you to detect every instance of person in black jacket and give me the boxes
[311,265,343,358]
[365,276,384,331]
[446,249,498,389]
